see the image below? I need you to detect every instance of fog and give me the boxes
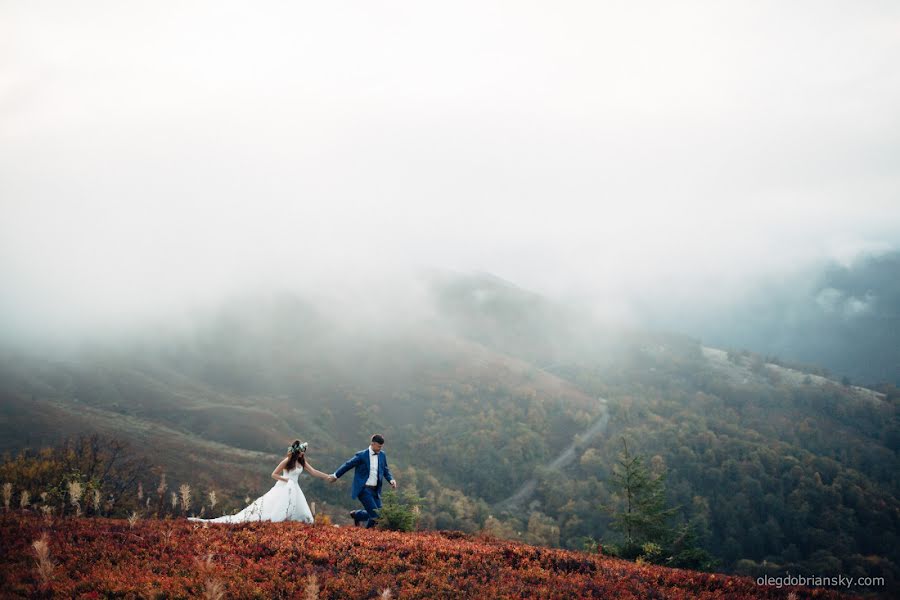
[2,1,900,344]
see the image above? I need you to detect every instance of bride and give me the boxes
[189,440,330,524]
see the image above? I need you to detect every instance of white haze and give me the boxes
[2,1,899,342]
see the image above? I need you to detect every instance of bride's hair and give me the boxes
[286,440,306,471]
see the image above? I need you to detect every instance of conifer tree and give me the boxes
[604,438,678,557]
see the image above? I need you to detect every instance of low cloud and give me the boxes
[1,1,899,343]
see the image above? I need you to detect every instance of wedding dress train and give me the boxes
[188,466,313,524]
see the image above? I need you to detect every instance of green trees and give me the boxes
[378,489,424,532]
[603,438,713,569]
[604,438,677,557]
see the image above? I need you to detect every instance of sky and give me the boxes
[2,1,899,340]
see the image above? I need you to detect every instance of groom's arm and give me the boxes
[383,455,396,488]
[333,454,362,479]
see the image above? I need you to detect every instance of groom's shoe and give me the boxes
[350,510,364,527]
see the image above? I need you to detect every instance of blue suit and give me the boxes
[334,448,394,528]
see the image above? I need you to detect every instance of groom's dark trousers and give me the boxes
[356,486,380,528]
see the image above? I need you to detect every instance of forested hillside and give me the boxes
[1,272,897,592]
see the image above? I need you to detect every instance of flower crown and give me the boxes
[288,441,308,454]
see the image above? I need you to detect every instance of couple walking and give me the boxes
[189,434,396,527]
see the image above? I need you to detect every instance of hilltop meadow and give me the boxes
[0,514,858,599]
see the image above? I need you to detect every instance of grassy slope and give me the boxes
[0,514,858,599]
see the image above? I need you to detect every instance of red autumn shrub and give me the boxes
[0,514,860,599]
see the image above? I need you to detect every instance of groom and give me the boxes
[330,434,397,528]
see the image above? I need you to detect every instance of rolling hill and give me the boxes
[0,514,861,599]
[0,271,897,593]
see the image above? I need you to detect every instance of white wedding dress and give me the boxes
[189,466,313,524]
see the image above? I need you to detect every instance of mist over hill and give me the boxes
[639,251,900,385]
[1,270,897,592]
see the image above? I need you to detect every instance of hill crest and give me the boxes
[0,514,860,599]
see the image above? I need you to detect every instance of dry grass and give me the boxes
[127,511,140,528]
[39,505,54,523]
[179,484,191,513]
[194,553,215,574]
[32,534,55,587]
[203,577,227,600]
[2,482,12,510]
[67,481,84,516]
[195,554,226,600]
[304,573,319,600]
[160,527,175,549]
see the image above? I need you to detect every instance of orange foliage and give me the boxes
[0,514,857,599]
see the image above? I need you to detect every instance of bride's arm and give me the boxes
[271,457,290,482]
[302,459,330,481]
